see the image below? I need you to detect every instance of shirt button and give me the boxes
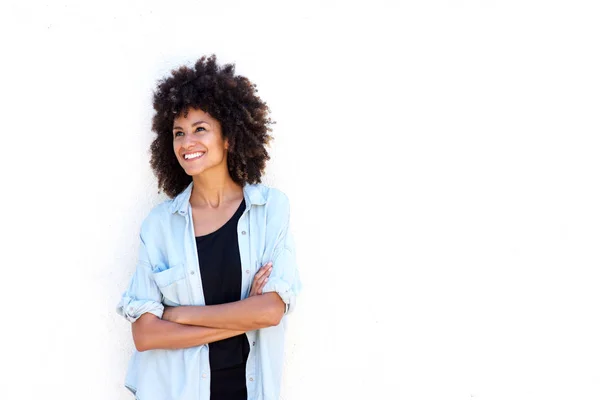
[252,341,255,346]
[190,270,195,275]
[246,269,250,274]
[249,377,254,381]
[241,230,246,235]
[202,373,207,378]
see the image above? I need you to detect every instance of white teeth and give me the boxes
[184,152,204,160]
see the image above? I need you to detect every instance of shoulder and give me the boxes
[249,183,290,212]
[139,198,175,236]
[248,184,291,232]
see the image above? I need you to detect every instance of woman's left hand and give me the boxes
[249,262,273,297]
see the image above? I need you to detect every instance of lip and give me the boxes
[182,151,206,161]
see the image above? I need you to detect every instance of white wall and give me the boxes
[1,1,599,399]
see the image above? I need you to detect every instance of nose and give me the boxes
[181,132,196,149]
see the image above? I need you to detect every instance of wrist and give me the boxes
[173,306,187,324]
[163,306,183,324]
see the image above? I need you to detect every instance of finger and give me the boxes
[259,262,273,276]
[254,275,267,291]
[253,269,267,282]
[256,272,271,288]
[260,277,269,290]
[251,272,268,294]
[256,262,271,277]
[257,277,269,295]
[253,262,272,281]
[256,272,271,291]
[259,265,273,281]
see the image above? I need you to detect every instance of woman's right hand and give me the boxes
[249,262,272,297]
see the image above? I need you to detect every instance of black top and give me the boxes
[195,198,250,373]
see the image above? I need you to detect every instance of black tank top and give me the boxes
[195,198,250,399]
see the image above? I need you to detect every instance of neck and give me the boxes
[190,169,242,209]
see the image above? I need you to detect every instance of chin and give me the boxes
[183,168,204,176]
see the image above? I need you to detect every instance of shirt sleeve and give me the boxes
[261,193,302,315]
[116,232,164,323]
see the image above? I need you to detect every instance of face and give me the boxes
[172,107,229,177]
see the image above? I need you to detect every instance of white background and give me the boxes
[1,1,599,399]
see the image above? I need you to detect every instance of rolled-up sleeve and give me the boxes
[116,234,164,323]
[262,194,302,315]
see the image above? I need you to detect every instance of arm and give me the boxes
[116,227,245,351]
[164,292,285,331]
[259,191,302,315]
[116,232,164,323]
[163,262,285,330]
[132,313,245,352]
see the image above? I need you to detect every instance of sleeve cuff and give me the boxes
[262,277,297,315]
[116,296,164,323]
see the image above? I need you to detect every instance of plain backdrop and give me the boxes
[1,1,599,399]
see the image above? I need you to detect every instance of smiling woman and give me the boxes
[149,54,274,199]
[116,54,302,400]
[172,109,227,178]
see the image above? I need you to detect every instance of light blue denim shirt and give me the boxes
[116,181,301,400]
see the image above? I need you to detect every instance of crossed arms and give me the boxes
[132,263,281,352]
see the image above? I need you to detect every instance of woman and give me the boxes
[116,54,301,400]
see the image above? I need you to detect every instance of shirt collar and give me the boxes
[169,181,267,215]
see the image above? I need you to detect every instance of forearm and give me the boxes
[168,293,285,330]
[132,313,245,352]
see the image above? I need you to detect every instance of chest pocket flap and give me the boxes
[152,263,190,306]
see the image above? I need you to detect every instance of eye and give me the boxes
[195,127,206,133]
[174,131,184,137]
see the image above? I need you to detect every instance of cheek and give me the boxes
[172,140,181,154]
[173,144,186,164]
[207,136,226,154]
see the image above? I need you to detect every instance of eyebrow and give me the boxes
[173,120,209,131]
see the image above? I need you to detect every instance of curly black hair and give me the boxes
[149,54,275,198]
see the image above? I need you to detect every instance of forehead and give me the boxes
[173,107,214,126]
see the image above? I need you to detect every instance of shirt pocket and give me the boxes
[152,263,190,306]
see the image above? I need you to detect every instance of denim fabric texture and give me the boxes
[116,182,302,400]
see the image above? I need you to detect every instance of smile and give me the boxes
[183,152,205,160]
